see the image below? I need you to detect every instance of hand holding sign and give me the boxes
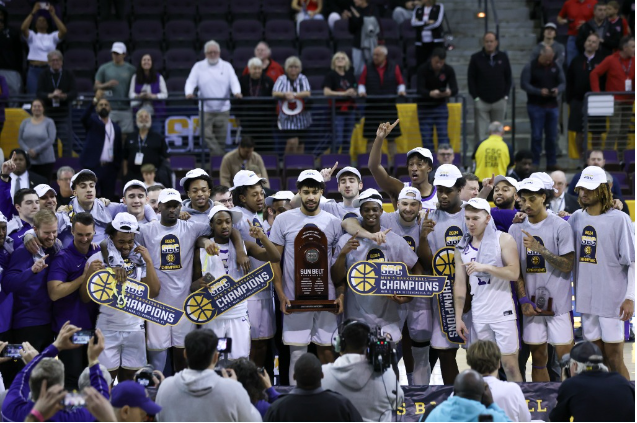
[203,239,219,256]
[521,230,541,252]
[390,293,412,304]
[85,260,105,279]
[456,318,469,342]
[31,255,49,274]
[112,266,127,284]
[320,162,339,183]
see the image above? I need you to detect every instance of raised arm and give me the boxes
[369,120,404,199]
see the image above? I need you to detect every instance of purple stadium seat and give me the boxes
[232,20,264,47]
[325,178,338,193]
[75,77,94,93]
[231,47,255,72]
[358,153,388,168]
[603,149,619,164]
[6,1,31,17]
[265,20,296,47]
[624,149,635,173]
[230,0,259,20]
[610,172,629,191]
[320,154,351,169]
[387,45,404,68]
[198,21,231,49]
[362,176,382,192]
[165,20,197,49]
[131,20,163,48]
[262,155,279,171]
[170,155,197,170]
[132,0,164,18]
[307,75,324,92]
[210,155,224,176]
[53,157,80,173]
[165,0,197,18]
[97,48,115,67]
[300,47,332,76]
[199,0,229,17]
[263,0,291,20]
[406,45,417,71]
[379,18,399,45]
[98,21,130,49]
[284,154,315,173]
[131,49,164,71]
[271,47,298,65]
[269,177,282,191]
[286,176,297,191]
[332,19,353,51]
[220,49,232,63]
[299,20,330,47]
[64,49,96,78]
[166,77,187,93]
[394,153,407,176]
[400,20,416,42]
[64,22,97,47]
[165,48,197,78]
[65,0,98,20]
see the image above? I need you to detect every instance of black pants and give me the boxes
[58,345,88,390]
[94,163,119,201]
[1,325,54,388]
[30,164,55,183]
[416,42,445,70]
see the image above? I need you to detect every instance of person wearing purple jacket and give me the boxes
[1,322,110,422]
[6,189,40,251]
[47,212,103,390]
[0,211,15,388]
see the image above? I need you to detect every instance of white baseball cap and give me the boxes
[462,198,492,215]
[297,169,324,184]
[111,212,140,233]
[123,179,147,194]
[179,168,210,188]
[158,188,182,204]
[230,170,267,191]
[354,188,383,208]
[530,172,557,192]
[576,166,607,190]
[34,184,56,198]
[111,42,127,54]
[335,166,362,181]
[398,186,422,202]
[0,211,7,224]
[494,175,519,191]
[207,205,243,223]
[265,190,295,207]
[70,169,97,187]
[407,147,434,162]
[517,178,546,192]
[433,164,463,188]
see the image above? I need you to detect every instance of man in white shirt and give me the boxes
[185,40,242,156]
[550,170,567,213]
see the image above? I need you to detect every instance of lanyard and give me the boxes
[105,124,113,147]
[619,56,632,77]
[138,134,147,152]
[51,72,62,89]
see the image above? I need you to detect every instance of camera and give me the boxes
[62,391,85,410]
[559,353,571,379]
[213,337,233,376]
[367,327,396,373]
[1,344,23,359]
[71,330,95,345]
[135,367,156,387]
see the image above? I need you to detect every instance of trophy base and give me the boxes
[288,300,339,312]
[531,296,555,316]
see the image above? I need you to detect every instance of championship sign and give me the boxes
[184,262,274,324]
[347,261,446,297]
[433,247,465,344]
[87,270,184,326]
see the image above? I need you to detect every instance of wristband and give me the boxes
[519,296,537,307]
[29,409,45,422]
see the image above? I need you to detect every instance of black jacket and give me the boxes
[79,105,123,169]
[566,52,605,102]
[264,388,363,422]
[348,4,382,49]
[576,19,618,58]
[467,49,512,103]
[412,3,444,43]
[36,68,78,115]
[0,5,24,74]
[520,59,565,108]
[417,61,458,107]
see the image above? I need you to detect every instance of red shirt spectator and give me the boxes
[590,38,635,101]
[559,0,598,36]
[242,60,284,84]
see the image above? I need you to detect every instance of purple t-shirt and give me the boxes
[47,243,100,333]
[8,220,32,251]
[490,207,518,232]
[0,247,13,333]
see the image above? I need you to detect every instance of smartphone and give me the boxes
[71,330,95,345]
[217,337,232,354]
[63,392,85,409]
[2,344,23,358]
[39,2,49,9]
[135,368,155,388]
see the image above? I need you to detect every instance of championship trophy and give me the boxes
[531,286,554,316]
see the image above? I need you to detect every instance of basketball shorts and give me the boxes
[247,298,275,340]
[99,330,147,371]
[204,315,251,359]
[523,312,573,345]
[401,297,434,343]
[431,300,472,349]
[581,313,624,343]
[473,319,519,355]
[282,311,338,346]
[146,317,194,350]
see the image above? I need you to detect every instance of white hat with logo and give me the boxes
[34,184,56,198]
[230,170,267,191]
[354,188,383,208]
[398,186,422,201]
[406,147,434,162]
[123,179,147,194]
[297,169,324,184]
[462,198,492,214]
[207,205,243,223]
[493,175,519,191]
[433,164,463,188]
[112,212,140,233]
[158,188,182,204]
[265,191,295,207]
[517,178,546,192]
[576,166,607,190]
[179,168,210,188]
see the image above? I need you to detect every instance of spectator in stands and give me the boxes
[576,3,614,58]
[18,99,56,181]
[94,42,136,140]
[236,57,275,149]
[392,0,417,25]
[21,3,66,95]
[549,341,635,422]
[466,341,531,422]
[417,48,457,150]
[0,75,7,140]
[323,52,357,155]
[146,184,163,213]
[293,0,325,33]
[80,90,122,200]
[358,46,405,147]
[155,329,261,422]
[325,0,354,30]
[110,381,161,422]
[550,170,568,213]
[186,40,242,156]
[468,32,512,144]
[411,0,445,69]
[567,33,604,156]
[211,185,234,208]
[606,1,630,45]
[226,357,280,418]
[220,137,270,188]
[36,50,77,146]
[122,109,169,187]
[558,0,597,67]
[532,23,566,68]
[437,143,454,165]
[425,370,509,422]
[129,53,167,135]
[507,149,534,181]
[141,163,157,187]
[55,166,74,206]
[0,4,24,97]
[348,0,381,76]
[264,353,363,422]
[590,36,635,149]
[242,42,285,83]
[567,149,625,204]
[460,173,480,201]
[521,45,565,171]
[473,122,510,181]
[620,0,634,34]
[273,56,312,154]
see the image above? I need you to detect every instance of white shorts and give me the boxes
[403,297,434,343]
[283,311,338,346]
[523,312,573,345]
[99,330,147,371]
[146,317,195,350]
[203,315,251,359]
[581,313,624,343]
[247,298,275,340]
[473,320,519,355]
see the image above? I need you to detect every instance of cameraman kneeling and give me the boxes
[322,321,404,422]
[549,341,634,422]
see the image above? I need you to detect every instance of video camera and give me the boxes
[366,327,397,373]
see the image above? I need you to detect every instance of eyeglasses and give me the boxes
[58,177,71,182]
[438,153,454,157]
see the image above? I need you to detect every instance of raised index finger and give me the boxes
[383,228,392,235]
[425,209,429,220]
[350,230,359,240]
[330,161,339,175]
[247,218,253,227]
[389,119,400,129]
[521,229,532,238]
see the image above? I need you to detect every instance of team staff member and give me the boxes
[0,211,14,387]
[509,178,575,382]
[479,175,520,232]
[180,169,215,224]
[83,212,160,382]
[269,170,344,385]
[5,188,39,249]
[454,198,523,382]
[46,212,103,389]
[568,166,634,379]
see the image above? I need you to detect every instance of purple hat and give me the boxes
[111,381,162,415]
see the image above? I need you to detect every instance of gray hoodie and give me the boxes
[181,199,214,225]
[155,368,262,422]
[322,354,404,422]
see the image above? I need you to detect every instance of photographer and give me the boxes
[549,342,635,422]
[322,320,404,422]
[1,322,110,422]
[226,358,280,418]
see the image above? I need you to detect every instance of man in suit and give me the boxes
[5,149,48,198]
[80,90,122,200]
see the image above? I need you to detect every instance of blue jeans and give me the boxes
[333,112,355,154]
[26,66,45,95]
[527,104,559,166]
[418,103,449,150]
[566,36,578,68]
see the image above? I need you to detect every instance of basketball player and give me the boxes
[508,178,574,382]
[180,168,215,223]
[454,198,523,382]
[568,166,634,379]
[269,170,344,384]
[263,191,294,234]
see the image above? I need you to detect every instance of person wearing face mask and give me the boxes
[129,53,167,135]
[122,108,169,187]
[18,99,56,181]
[236,58,275,150]
[79,90,122,201]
